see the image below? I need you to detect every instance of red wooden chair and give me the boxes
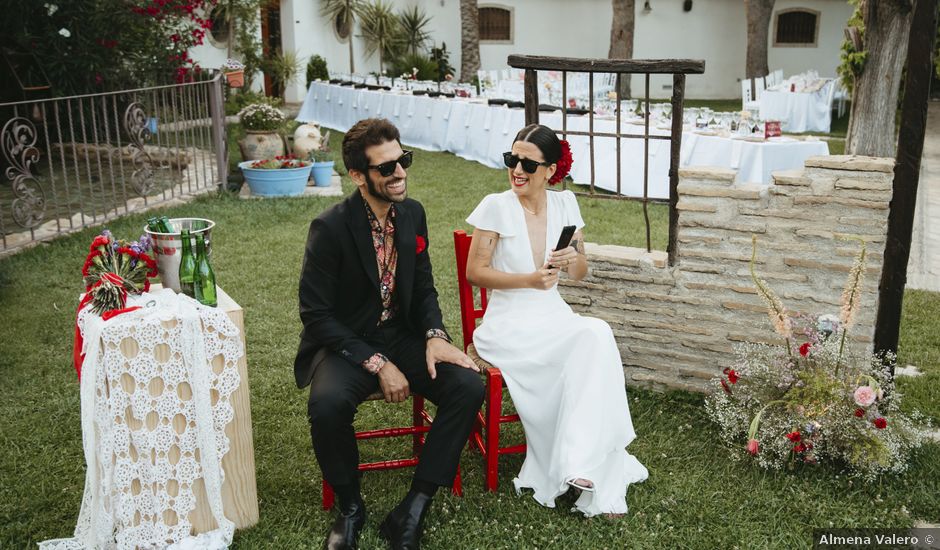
[321,393,462,509]
[453,229,526,492]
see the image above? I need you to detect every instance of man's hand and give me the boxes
[377,361,410,403]
[426,337,480,380]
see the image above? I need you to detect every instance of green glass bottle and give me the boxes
[178,229,197,298]
[160,216,174,234]
[147,216,162,232]
[193,233,217,307]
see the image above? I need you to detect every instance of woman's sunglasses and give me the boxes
[503,152,550,174]
[368,150,413,177]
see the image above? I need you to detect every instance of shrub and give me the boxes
[238,103,285,132]
[306,55,329,88]
[388,53,438,82]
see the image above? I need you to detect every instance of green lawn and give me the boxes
[1,129,936,549]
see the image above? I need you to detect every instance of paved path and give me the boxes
[907,101,940,292]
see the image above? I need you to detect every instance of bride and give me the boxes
[465,124,648,517]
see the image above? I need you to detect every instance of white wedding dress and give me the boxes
[467,189,648,516]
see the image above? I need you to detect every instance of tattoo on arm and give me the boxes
[571,239,585,255]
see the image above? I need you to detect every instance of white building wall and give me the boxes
[192,0,854,102]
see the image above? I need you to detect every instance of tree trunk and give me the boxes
[608,0,635,98]
[459,0,480,83]
[744,0,775,80]
[845,0,914,156]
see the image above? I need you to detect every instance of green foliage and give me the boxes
[429,42,456,82]
[224,90,282,116]
[389,53,439,81]
[397,5,432,57]
[310,149,334,163]
[305,55,330,88]
[837,0,866,95]
[214,0,267,89]
[263,50,302,95]
[358,0,402,72]
[320,0,365,41]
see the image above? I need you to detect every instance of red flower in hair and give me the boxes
[548,140,573,185]
[415,235,427,255]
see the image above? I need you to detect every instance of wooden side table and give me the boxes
[138,285,259,532]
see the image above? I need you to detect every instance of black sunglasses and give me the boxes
[368,150,413,177]
[503,152,550,174]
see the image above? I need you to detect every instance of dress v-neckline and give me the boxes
[516,192,551,272]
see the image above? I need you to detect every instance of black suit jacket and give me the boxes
[294,191,448,388]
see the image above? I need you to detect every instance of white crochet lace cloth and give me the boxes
[41,289,242,550]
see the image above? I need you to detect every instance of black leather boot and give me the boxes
[323,489,366,550]
[379,490,433,550]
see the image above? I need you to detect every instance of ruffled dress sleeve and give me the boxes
[466,192,516,236]
[561,190,586,231]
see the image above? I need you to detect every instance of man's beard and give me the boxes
[365,171,407,203]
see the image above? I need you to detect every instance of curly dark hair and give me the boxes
[342,118,401,173]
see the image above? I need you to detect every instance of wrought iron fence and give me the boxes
[0,74,227,256]
[507,55,705,265]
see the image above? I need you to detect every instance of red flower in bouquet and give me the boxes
[793,443,807,453]
[873,417,887,430]
[416,235,427,255]
[786,430,801,442]
[854,408,865,418]
[80,230,157,315]
[746,439,759,455]
[723,367,739,384]
[799,342,811,356]
[720,379,731,395]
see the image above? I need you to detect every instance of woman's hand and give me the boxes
[529,262,560,290]
[548,245,579,271]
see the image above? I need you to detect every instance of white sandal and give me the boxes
[567,478,595,493]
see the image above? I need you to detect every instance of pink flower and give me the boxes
[746,439,759,456]
[853,386,876,407]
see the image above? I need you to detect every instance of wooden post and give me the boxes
[667,73,686,266]
[873,0,939,373]
[524,69,539,125]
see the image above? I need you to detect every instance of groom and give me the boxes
[295,118,483,550]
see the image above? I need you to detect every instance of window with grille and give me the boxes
[479,6,512,42]
[774,9,819,46]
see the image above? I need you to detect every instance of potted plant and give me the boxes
[239,155,312,197]
[222,58,246,87]
[309,147,335,187]
[236,102,287,161]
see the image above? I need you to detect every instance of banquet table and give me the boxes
[759,79,835,133]
[299,82,829,199]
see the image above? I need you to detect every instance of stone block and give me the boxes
[793,195,889,210]
[771,169,811,186]
[676,199,718,213]
[678,182,763,200]
[804,155,895,173]
[678,166,737,182]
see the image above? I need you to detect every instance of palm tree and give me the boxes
[459,0,480,83]
[358,0,401,75]
[397,5,432,57]
[320,0,364,73]
[744,0,775,82]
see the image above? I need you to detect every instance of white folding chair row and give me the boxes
[740,78,764,111]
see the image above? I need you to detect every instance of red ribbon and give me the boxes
[72,274,138,380]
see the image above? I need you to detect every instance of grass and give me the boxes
[1,130,937,549]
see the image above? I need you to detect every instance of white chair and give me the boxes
[741,78,760,111]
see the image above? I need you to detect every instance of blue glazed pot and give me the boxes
[239,161,312,197]
[311,161,335,187]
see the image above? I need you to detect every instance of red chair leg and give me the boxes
[412,394,425,455]
[484,369,503,492]
[451,465,463,496]
[322,479,335,510]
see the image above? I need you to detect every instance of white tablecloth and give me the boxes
[299,83,829,199]
[759,80,834,133]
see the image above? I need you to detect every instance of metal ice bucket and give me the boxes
[144,217,215,292]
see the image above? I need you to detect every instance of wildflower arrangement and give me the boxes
[81,230,158,315]
[705,236,928,480]
[248,154,309,169]
[237,103,285,132]
[222,58,245,73]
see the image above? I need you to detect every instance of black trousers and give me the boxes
[307,322,485,489]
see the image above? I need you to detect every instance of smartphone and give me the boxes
[547,225,576,268]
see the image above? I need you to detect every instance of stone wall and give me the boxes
[559,155,895,393]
